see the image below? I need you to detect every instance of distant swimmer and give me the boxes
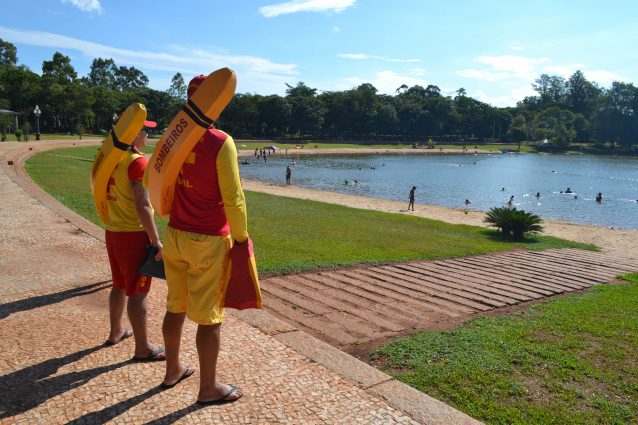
[507,195,514,207]
[501,187,506,191]
[595,192,603,203]
[465,199,471,205]
[535,192,541,199]
[565,187,573,194]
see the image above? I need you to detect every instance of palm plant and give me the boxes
[484,206,543,240]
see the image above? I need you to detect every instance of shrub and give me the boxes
[14,129,22,141]
[484,206,543,240]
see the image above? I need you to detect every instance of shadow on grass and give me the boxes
[0,344,128,419]
[479,229,543,244]
[0,280,111,319]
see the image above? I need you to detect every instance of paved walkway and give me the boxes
[0,141,478,424]
[262,249,634,348]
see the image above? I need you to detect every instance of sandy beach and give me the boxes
[238,146,492,156]
[241,178,638,262]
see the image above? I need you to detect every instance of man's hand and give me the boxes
[152,241,163,261]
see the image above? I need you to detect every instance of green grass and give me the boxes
[1,133,103,141]
[373,273,638,425]
[25,146,593,277]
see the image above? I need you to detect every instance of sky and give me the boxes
[1,0,637,107]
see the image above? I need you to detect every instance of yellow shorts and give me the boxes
[163,227,232,325]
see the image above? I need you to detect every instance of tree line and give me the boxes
[1,38,636,151]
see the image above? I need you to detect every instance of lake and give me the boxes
[239,152,638,230]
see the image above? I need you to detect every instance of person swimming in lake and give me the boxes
[595,192,603,203]
[507,195,514,207]
[536,192,541,199]
[565,187,573,194]
[465,199,471,205]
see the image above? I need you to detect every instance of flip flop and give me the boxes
[196,385,243,405]
[160,365,195,389]
[104,329,133,346]
[132,346,166,362]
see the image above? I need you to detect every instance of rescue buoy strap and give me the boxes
[187,99,214,126]
[182,104,210,129]
[111,128,132,151]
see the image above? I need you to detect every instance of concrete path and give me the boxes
[0,141,479,424]
[261,249,634,349]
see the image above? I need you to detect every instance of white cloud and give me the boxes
[408,68,427,77]
[584,70,627,85]
[543,64,585,78]
[456,55,548,82]
[333,26,342,32]
[343,70,428,94]
[544,64,627,85]
[456,69,510,82]
[472,85,537,108]
[509,44,525,51]
[338,53,420,63]
[477,55,548,80]
[259,0,356,17]
[339,53,369,60]
[60,0,102,13]
[0,26,297,94]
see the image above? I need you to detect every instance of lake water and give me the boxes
[239,152,638,230]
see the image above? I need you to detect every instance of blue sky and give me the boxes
[1,0,636,106]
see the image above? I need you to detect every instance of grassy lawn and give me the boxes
[1,133,103,141]
[374,273,638,425]
[25,146,592,277]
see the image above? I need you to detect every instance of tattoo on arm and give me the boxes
[130,180,150,202]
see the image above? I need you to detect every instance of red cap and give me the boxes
[143,120,157,128]
[188,75,206,99]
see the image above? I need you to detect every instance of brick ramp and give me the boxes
[261,248,635,347]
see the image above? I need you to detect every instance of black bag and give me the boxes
[137,245,166,279]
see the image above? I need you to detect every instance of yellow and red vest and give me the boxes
[105,148,148,232]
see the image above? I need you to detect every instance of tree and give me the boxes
[532,74,567,106]
[566,70,600,117]
[258,95,290,136]
[285,82,323,137]
[425,85,442,97]
[86,58,118,89]
[167,72,187,100]
[375,103,399,136]
[532,107,577,148]
[597,82,638,150]
[0,38,17,67]
[42,52,77,85]
[115,66,149,91]
[507,114,528,146]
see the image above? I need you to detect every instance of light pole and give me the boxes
[34,105,41,141]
